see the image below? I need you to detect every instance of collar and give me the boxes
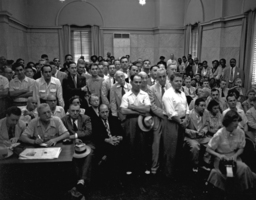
[117,83,128,88]
[14,76,28,82]
[55,70,58,77]
[37,118,56,128]
[40,77,56,85]
[127,89,144,96]
[54,106,61,113]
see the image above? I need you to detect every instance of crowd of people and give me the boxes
[0,52,256,196]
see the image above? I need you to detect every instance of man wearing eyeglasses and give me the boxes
[46,94,65,119]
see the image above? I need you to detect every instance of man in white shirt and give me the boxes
[9,64,35,106]
[223,93,248,131]
[46,94,65,119]
[167,54,177,68]
[162,72,189,177]
[33,64,64,107]
[101,64,116,107]
[182,76,196,99]
[120,74,151,175]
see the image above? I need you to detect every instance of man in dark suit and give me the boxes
[222,58,244,88]
[93,104,124,177]
[62,62,89,111]
[125,65,138,83]
[50,61,67,84]
[62,103,93,195]
[85,94,101,131]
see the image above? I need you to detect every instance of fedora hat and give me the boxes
[0,144,13,160]
[73,141,91,159]
[138,115,154,132]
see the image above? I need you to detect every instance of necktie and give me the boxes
[162,86,165,97]
[188,88,191,95]
[121,86,125,96]
[8,126,15,139]
[103,120,112,137]
[221,89,225,97]
[72,76,77,88]
[73,119,78,132]
[230,68,234,82]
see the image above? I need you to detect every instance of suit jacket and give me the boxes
[110,82,132,121]
[147,77,156,86]
[62,73,88,111]
[55,70,67,84]
[185,109,209,139]
[85,106,101,132]
[222,66,244,87]
[101,76,114,107]
[92,116,123,154]
[62,114,92,144]
[192,64,199,75]
[0,118,26,142]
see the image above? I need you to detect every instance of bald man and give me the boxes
[19,97,38,125]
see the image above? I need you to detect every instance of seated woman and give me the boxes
[207,100,223,136]
[67,96,86,115]
[207,110,256,192]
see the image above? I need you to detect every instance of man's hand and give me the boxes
[10,137,19,144]
[219,154,228,160]
[180,118,187,128]
[34,138,44,145]
[81,86,88,92]
[45,139,57,147]
[171,116,181,124]
[105,137,119,146]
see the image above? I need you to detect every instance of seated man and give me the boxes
[206,88,228,112]
[19,97,38,126]
[46,94,65,119]
[20,103,69,147]
[246,97,256,142]
[0,106,26,144]
[93,104,124,177]
[223,93,248,131]
[242,89,255,113]
[185,98,210,172]
[182,76,196,99]
[189,87,211,110]
[85,94,101,130]
[62,103,93,194]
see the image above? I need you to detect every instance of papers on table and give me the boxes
[19,147,62,160]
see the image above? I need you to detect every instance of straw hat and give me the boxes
[138,115,154,132]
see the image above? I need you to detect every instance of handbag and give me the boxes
[219,159,237,177]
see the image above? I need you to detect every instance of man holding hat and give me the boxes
[120,74,151,175]
[62,103,93,195]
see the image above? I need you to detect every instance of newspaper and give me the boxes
[19,147,62,160]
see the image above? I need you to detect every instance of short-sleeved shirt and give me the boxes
[52,106,65,119]
[9,76,35,102]
[86,76,103,97]
[0,75,9,90]
[120,90,151,109]
[33,77,64,107]
[207,127,245,155]
[22,116,68,140]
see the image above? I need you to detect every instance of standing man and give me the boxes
[110,71,132,121]
[86,64,103,101]
[120,74,151,175]
[162,72,189,177]
[222,58,244,88]
[62,62,88,111]
[142,60,151,76]
[167,54,177,68]
[149,69,171,174]
[60,54,73,73]
[0,106,26,144]
[0,74,9,119]
[125,65,138,83]
[192,57,199,75]
[148,65,159,86]
[33,64,64,107]
[101,64,116,107]
[120,57,129,78]
[50,61,67,84]
[9,64,35,107]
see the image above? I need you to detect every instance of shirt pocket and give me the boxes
[50,88,57,94]
[39,89,46,94]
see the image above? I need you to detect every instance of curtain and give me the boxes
[91,25,103,56]
[58,25,71,62]
[197,24,203,61]
[184,24,191,56]
[239,10,256,90]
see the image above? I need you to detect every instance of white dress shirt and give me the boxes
[120,90,151,108]
[162,87,189,118]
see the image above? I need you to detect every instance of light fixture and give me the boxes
[59,0,65,2]
[139,0,146,6]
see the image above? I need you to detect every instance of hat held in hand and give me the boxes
[73,140,91,159]
[138,115,154,132]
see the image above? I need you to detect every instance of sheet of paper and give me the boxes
[19,147,62,160]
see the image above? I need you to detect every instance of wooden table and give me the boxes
[0,142,74,164]
[0,142,75,200]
